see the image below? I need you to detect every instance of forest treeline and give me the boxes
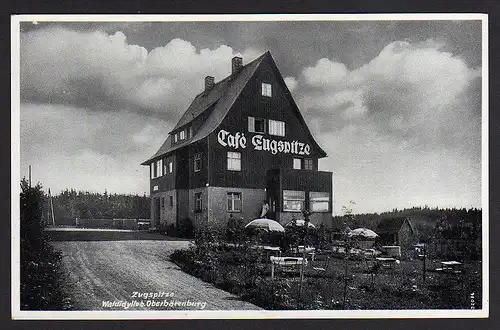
[332,206,482,242]
[52,189,150,224]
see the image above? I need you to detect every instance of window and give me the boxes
[227,152,241,171]
[195,192,202,212]
[161,197,165,209]
[153,159,162,178]
[194,153,202,172]
[227,192,242,212]
[150,164,154,178]
[283,190,305,212]
[304,158,314,170]
[268,119,285,136]
[262,83,272,97]
[169,161,173,173]
[248,116,266,133]
[169,195,173,208]
[174,133,178,143]
[309,192,330,212]
[188,126,193,139]
[163,159,167,174]
[293,158,302,170]
[180,130,186,140]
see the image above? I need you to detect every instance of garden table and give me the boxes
[440,261,463,273]
[375,257,398,270]
[270,256,308,279]
[262,245,281,261]
[296,245,316,261]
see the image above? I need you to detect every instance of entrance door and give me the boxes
[154,197,161,229]
[267,195,276,220]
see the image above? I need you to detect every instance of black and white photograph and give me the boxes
[11,14,488,319]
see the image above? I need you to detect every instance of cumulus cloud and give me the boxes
[20,102,170,194]
[298,40,480,151]
[20,27,252,118]
[302,39,482,213]
[284,76,298,91]
[302,58,348,87]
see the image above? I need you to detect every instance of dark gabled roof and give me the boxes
[142,53,267,165]
[142,51,327,165]
[377,217,414,234]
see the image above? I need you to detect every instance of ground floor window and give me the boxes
[304,158,313,170]
[169,195,173,208]
[195,192,202,212]
[293,158,302,169]
[227,192,242,212]
[309,192,330,212]
[283,190,305,212]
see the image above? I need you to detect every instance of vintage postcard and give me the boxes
[11,14,488,319]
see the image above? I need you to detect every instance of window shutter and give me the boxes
[248,116,255,132]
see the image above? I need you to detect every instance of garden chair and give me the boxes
[312,254,331,272]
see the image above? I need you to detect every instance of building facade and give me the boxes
[142,52,333,230]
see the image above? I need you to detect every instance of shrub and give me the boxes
[20,178,71,310]
[178,217,194,238]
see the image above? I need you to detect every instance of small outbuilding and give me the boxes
[376,217,417,257]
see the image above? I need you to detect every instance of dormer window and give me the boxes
[174,133,178,143]
[262,83,272,97]
[180,130,186,140]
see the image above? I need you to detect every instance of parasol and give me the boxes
[244,218,285,233]
[347,228,378,239]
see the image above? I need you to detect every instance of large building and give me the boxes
[141,51,333,230]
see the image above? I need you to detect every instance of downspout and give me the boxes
[207,135,211,224]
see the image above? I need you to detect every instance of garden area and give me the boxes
[171,215,482,310]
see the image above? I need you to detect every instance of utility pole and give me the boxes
[49,188,56,226]
[422,243,426,284]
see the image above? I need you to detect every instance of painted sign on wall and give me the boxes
[217,129,311,155]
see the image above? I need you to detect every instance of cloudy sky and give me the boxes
[18,17,483,215]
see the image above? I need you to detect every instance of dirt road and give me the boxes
[52,239,261,311]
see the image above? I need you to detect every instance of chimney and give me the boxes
[205,76,215,92]
[231,56,243,74]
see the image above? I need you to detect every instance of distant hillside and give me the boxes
[332,207,482,242]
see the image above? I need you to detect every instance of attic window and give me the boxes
[179,130,186,140]
[174,133,178,143]
[248,116,265,133]
[268,119,285,137]
[262,83,272,97]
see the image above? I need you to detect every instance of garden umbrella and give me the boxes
[348,228,378,239]
[285,219,316,229]
[244,218,285,233]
